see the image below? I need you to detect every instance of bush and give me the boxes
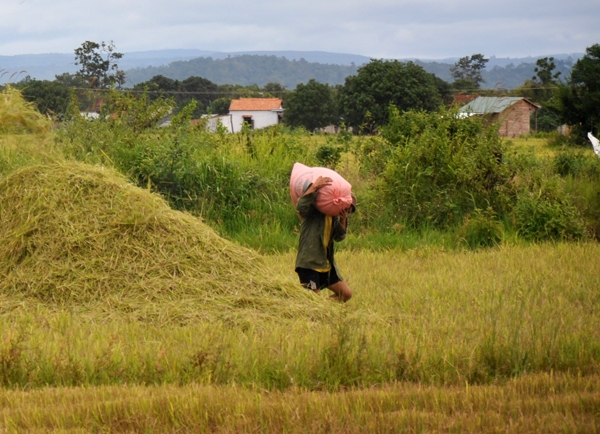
[315,143,342,167]
[513,194,586,241]
[553,150,586,176]
[553,150,599,177]
[457,207,503,248]
[368,106,510,229]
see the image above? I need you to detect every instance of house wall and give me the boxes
[203,115,234,133]
[229,110,280,133]
[497,100,536,137]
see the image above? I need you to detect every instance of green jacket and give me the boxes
[294,191,347,276]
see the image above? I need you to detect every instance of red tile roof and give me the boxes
[452,94,478,105]
[229,98,283,111]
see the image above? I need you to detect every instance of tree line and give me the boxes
[4,40,600,142]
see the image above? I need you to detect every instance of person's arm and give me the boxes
[332,208,349,241]
[302,176,332,196]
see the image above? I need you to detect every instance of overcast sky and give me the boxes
[1,0,598,59]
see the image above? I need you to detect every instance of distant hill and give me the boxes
[0,49,370,85]
[0,49,582,89]
[125,54,361,88]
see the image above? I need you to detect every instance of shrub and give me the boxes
[457,207,503,248]
[553,150,587,176]
[513,193,586,241]
[370,106,510,229]
[315,143,342,168]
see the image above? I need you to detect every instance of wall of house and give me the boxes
[203,115,234,133]
[498,100,536,137]
[229,110,280,133]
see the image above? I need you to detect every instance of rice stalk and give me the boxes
[0,86,52,135]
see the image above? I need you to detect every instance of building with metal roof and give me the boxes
[459,97,540,137]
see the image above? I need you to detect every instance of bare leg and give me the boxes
[327,280,352,302]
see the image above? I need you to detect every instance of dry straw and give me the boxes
[0,86,52,135]
[0,161,330,325]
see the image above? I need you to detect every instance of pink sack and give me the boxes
[290,162,353,216]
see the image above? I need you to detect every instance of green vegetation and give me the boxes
[283,79,338,131]
[339,59,447,132]
[450,53,489,90]
[557,43,600,141]
[133,74,220,116]
[1,80,600,431]
[9,86,589,250]
[72,40,126,89]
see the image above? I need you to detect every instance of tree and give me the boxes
[74,40,125,89]
[283,79,337,131]
[134,74,218,117]
[53,72,97,110]
[557,43,600,139]
[526,57,562,104]
[433,76,454,106]
[450,54,489,89]
[339,59,443,133]
[262,82,286,97]
[208,97,232,115]
[533,57,561,86]
[13,76,71,119]
[510,57,563,132]
[179,76,219,114]
[54,72,88,88]
[136,75,179,95]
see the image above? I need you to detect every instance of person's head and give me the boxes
[348,193,357,214]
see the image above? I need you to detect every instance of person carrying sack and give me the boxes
[294,176,356,302]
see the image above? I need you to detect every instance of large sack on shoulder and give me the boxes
[290,162,353,216]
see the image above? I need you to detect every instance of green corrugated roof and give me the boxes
[459,97,537,114]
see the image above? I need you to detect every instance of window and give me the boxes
[242,115,254,129]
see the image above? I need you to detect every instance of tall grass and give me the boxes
[1,373,597,433]
[0,244,599,432]
[0,86,52,135]
[1,243,599,390]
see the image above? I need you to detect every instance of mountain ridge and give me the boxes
[1,49,583,89]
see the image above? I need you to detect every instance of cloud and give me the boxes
[0,0,598,57]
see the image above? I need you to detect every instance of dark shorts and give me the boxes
[296,267,341,291]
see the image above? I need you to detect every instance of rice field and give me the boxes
[0,88,599,432]
[1,372,598,433]
[0,240,599,431]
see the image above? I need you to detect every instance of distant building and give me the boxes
[197,114,235,132]
[459,96,540,137]
[227,98,284,133]
[452,94,478,106]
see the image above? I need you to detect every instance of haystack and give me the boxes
[0,161,328,324]
[0,86,52,135]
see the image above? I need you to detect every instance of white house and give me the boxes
[227,98,283,133]
[200,114,235,132]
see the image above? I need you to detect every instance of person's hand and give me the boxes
[338,206,350,230]
[302,176,332,196]
[339,206,351,222]
[312,176,332,190]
